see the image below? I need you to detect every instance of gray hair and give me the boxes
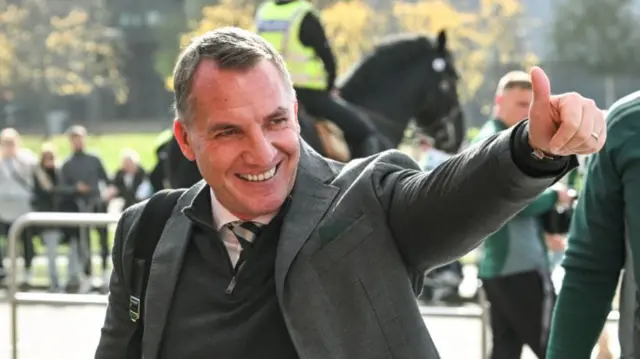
[172,26,294,124]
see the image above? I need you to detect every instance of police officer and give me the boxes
[254,0,374,156]
[149,128,202,190]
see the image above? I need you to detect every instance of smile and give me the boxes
[236,164,280,182]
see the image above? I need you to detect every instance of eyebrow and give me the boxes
[265,106,289,120]
[207,106,290,133]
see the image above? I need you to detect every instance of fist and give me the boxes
[528,66,606,156]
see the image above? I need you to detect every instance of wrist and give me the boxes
[528,137,562,161]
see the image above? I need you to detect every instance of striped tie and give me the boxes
[227,221,263,250]
[225,221,263,295]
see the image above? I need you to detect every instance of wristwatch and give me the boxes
[531,147,562,161]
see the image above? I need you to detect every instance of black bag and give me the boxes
[126,189,185,358]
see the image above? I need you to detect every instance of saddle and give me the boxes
[300,104,392,163]
[313,119,351,162]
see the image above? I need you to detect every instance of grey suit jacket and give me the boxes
[96,125,571,359]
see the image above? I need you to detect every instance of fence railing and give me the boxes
[7,212,120,359]
[6,211,620,359]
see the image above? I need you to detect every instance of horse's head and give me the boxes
[412,30,465,154]
[339,30,465,153]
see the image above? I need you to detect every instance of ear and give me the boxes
[173,119,196,161]
[494,94,503,105]
[436,29,447,52]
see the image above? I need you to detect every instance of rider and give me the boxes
[254,0,374,155]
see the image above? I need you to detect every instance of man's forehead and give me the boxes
[191,59,290,112]
[192,59,281,93]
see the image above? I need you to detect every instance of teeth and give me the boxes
[238,167,277,182]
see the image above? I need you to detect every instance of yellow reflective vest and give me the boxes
[255,0,326,90]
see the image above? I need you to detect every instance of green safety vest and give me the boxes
[255,0,326,90]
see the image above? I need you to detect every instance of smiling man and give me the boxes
[95,27,606,359]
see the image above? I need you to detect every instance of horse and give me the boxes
[152,29,465,190]
[298,29,465,162]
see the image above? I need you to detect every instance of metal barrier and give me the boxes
[7,212,120,359]
[6,211,621,359]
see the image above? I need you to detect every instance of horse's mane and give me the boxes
[337,33,437,94]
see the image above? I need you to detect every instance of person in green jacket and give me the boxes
[473,71,574,359]
[547,91,640,359]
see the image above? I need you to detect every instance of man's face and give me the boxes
[122,157,136,173]
[495,87,532,127]
[174,59,301,220]
[1,138,17,157]
[70,134,85,151]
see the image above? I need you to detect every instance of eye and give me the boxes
[215,128,240,138]
[270,117,288,126]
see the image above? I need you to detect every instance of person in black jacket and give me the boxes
[166,135,202,189]
[149,129,202,191]
[108,149,151,210]
[32,144,78,292]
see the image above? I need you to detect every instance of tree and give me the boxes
[167,0,384,89]
[169,0,536,103]
[550,0,640,72]
[0,0,127,103]
[394,0,538,101]
[321,0,386,74]
[165,0,255,90]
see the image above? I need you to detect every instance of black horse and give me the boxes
[299,29,464,160]
[153,30,465,189]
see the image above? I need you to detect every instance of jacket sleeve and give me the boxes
[373,120,576,271]
[95,204,144,358]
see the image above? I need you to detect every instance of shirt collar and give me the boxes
[209,188,277,230]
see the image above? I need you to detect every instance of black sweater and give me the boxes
[158,189,298,359]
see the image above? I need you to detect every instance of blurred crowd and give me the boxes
[0,125,152,293]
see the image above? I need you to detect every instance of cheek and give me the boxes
[198,141,238,175]
[272,129,300,155]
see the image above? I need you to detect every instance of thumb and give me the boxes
[529,66,551,110]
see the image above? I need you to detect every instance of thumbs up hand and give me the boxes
[527,66,606,156]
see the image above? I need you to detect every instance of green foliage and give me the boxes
[166,0,538,102]
[0,0,127,101]
[550,0,640,72]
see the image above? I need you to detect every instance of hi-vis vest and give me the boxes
[255,0,326,90]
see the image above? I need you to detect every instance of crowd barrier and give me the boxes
[6,212,620,359]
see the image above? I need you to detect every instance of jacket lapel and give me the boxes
[142,182,203,359]
[275,142,339,301]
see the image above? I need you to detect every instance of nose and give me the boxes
[244,131,277,166]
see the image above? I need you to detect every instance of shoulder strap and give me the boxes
[126,189,185,358]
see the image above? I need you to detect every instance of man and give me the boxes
[95,28,604,359]
[0,128,36,285]
[148,128,173,192]
[254,0,375,156]
[547,91,640,358]
[108,149,151,210]
[473,71,574,359]
[149,128,202,191]
[59,125,110,293]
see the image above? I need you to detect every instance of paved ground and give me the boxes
[0,291,620,359]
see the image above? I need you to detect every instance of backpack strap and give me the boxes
[126,189,185,358]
